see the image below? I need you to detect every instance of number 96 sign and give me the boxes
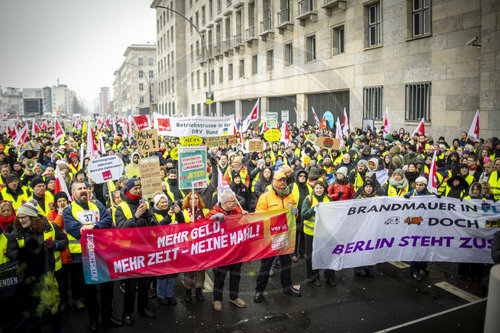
[137,129,159,154]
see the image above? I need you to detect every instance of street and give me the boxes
[55,258,486,332]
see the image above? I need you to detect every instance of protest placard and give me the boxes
[155,115,235,137]
[318,137,341,150]
[139,156,162,198]
[87,155,124,184]
[178,146,207,189]
[136,129,159,154]
[181,136,203,146]
[227,135,236,146]
[264,129,281,142]
[205,136,227,148]
[170,146,178,160]
[248,140,264,152]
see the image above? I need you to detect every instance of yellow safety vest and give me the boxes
[113,201,150,224]
[1,186,28,210]
[353,173,364,192]
[0,232,9,264]
[183,208,209,223]
[69,163,80,175]
[488,171,500,201]
[27,191,54,217]
[68,200,100,254]
[16,222,61,271]
[291,182,313,206]
[303,195,330,236]
[164,182,185,202]
[387,184,409,196]
[154,212,177,224]
[125,163,140,179]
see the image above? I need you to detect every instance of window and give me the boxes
[412,0,430,37]
[191,72,194,88]
[139,83,144,91]
[149,57,154,66]
[202,6,206,24]
[204,72,207,87]
[172,77,175,92]
[197,70,200,89]
[228,63,233,80]
[149,70,154,79]
[332,26,345,55]
[266,49,274,71]
[190,16,194,34]
[139,96,144,104]
[191,104,195,115]
[138,57,143,66]
[363,86,383,120]
[252,55,258,74]
[367,3,381,47]
[405,82,431,121]
[139,70,143,78]
[239,59,245,78]
[306,35,316,62]
[211,69,215,85]
[219,67,223,83]
[284,43,293,66]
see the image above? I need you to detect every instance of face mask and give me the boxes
[167,178,178,186]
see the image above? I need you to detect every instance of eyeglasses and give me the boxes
[298,175,306,178]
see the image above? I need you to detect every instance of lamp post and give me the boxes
[154,5,213,116]
[122,61,155,116]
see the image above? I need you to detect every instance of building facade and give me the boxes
[151,0,499,140]
[112,44,157,115]
[0,87,23,118]
[99,87,111,114]
[51,84,74,116]
[22,88,44,117]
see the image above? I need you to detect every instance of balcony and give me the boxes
[233,33,244,51]
[222,39,233,54]
[322,0,347,16]
[297,0,317,26]
[245,26,258,45]
[214,42,223,57]
[276,8,293,33]
[259,18,274,41]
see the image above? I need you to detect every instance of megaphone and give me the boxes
[26,159,36,171]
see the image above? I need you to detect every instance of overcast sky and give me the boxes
[0,0,156,111]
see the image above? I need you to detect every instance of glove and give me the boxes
[337,192,344,198]
[42,239,57,249]
[210,213,226,222]
[436,194,442,198]
[291,207,299,215]
[404,194,411,199]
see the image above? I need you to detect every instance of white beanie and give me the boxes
[415,176,428,185]
[154,193,169,210]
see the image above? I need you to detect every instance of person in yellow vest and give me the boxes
[458,163,475,186]
[254,171,301,303]
[26,177,54,217]
[113,178,156,326]
[488,161,500,201]
[0,164,11,188]
[63,180,122,331]
[290,169,313,261]
[124,152,141,179]
[349,160,368,193]
[301,181,335,287]
[443,174,468,199]
[112,136,123,151]
[0,224,15,264]
[0,174,29,210]
[68,152,80,174]
[383,169,410,196]
[165,169,185,203]
[225,156,250,188]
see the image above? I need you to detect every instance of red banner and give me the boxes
[81,209,295,284]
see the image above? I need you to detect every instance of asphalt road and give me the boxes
[54,258,487,333]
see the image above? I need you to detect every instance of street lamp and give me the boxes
[154,5,213,116]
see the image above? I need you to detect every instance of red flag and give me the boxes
[54,163,71,199]
[87,127,99,158]
[32,120,41,137]
[11,124,28,147]
[412,118,425,136]
[54,119,65,141]
[98,133,106,154]
[312,107,320,127]
[342,108,349,137]
[133,115,151,130]
[241,98,260,133]
[427,151,438,194]
[102,118,109,129]
[383,108,390,136]
[467,110,480,141]
[95,117,103,130]
[319,116,327,130]
[156,117,171,132]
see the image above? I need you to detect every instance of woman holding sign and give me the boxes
[181,192,209,303]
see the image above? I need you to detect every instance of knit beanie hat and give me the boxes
[18,201,39,217]
[30,176,45,189]
[5,174,18,185]
[154,193,169,210]
[54,191,69,204]
[126,178,141,191]
[337,167,348,178]
[393,169,404,177]
[308,167,321,181]
[415,176,428,185]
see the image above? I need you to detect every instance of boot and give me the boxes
[195,288,204,302]
[185,288,192,303]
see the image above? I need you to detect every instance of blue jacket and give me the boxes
[63,198,112,241]
[406,188,431,197]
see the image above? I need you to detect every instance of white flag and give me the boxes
[383,108,391,136]
[467,110,480,141]
[241,98,260,133]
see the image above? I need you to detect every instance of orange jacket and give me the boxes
[255,186,296,213]
[48,210,72,264]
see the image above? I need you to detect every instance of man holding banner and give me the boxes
[206,190,248,312]
[253,171,301,303]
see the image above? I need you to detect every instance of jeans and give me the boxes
[156,277,176,299]
[410,261,428,276]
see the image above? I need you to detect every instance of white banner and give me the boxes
[87,155,124,184]
[154,115,235,137]
[313,196,500,271]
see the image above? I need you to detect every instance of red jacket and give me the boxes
[328,180,355,201]
[205,203,243,218]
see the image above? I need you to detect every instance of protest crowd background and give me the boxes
[0,112,499,333]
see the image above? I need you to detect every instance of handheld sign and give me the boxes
[248,140,264,152]
[170,146,179,160]
[139,156,163,199]
[178,146,207,189]
[318,137,341,150]
[87,155,124,184]
[264,129,281,142]
[227,135,237,146]
[181,136,203,146]
[206,136,227,148]
[137,129,159,154]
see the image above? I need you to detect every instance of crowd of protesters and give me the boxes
[0,118,499,332]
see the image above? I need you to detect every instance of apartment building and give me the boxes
[151,0,500,139]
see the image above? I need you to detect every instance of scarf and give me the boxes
[125,191,141,201]
[272,183,290,199]
[389,177,408,190]
[186,206,204,222]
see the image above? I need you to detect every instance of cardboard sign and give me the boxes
[137,129,159,154]
[178,146,207,189]
[64,121,73,131]
[87,155,124,184]
[227,135,236,146]
[181,136,203,146]
[205,136,228,148]
[248,140,264,152]
[318,137,341,150]
[264,129,281,142]
[139,156,163,199]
